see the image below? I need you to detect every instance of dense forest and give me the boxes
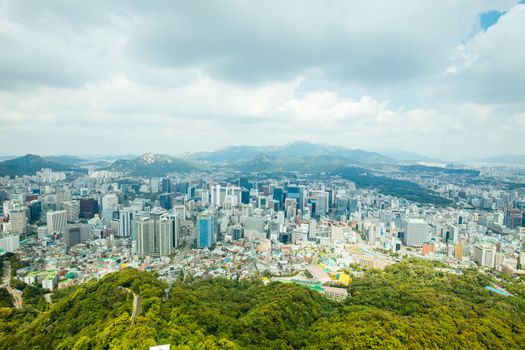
[1,259,525,349]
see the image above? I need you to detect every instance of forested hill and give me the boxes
[1,259,525,349]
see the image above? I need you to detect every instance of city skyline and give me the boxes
[1,1,525,158]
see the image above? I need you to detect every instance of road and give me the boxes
[2,265,23,309]
[44,293,53,304]
[119,286,141,323]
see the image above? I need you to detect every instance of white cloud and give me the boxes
[0,0,523,158]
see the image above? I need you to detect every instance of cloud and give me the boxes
[0,0,523,158]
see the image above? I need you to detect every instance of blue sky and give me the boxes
[480,10,505,31]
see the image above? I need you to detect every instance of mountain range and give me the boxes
[0,154,85,177]
[477,154,525,165]
[190,140,394,164]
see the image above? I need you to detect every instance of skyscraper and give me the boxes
[286,185,305,211]
[136,217,155,258]
[118,209,134,238]
[157,215,173,257]
[197,211,217,248]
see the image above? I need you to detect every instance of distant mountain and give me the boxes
[478,154,525,165]
[107,153,204,176]
[191,141,394,165]
[0,154,84,177]
[44,155,86,166]
[377,148,438,163]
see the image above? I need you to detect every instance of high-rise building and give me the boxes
[136,217,155,257]
[62,200,80,222]
[197,211,217,248]
[47,210,68,234]
[79,198,98,219]
[273,187,284,210]
[231,225,244,240]
[101,194,118,221]
[310,190,328,218]
[241,189,251,205]
[118,209,134,237]
[64,224,89,248]
[9,207,28,235]
[157,215,173,257]
[161,178,172,193]
[244,215,266,240]
[159,194,173,210]
[505,208,523,229]
[28,200,42,222]
[403,219,428,247]
[286,185,305,211]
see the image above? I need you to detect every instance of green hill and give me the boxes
[0,154,84,177]
[1,260,525,349]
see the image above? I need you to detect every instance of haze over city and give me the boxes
[1,0,524,158]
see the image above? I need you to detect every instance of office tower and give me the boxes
[310,190,328,218]
[175,181,189,195]
[243,215,266,240]
[159,193,173,210]
[162,178,172,193]
[8,207,27,235]
[156,214,180,256]
[505,208,523,229]
[241,189,250,205]
[273,186,284,210]
[168,213,179,249]
[136,217,155,257]
[474,244,496,268]
[403,219,428,247]
[335,196,349,218]
[239,177,253,190]
[150,178,160,193]
[79,198,98,219]
[443,225,459,244]
[101,194,118,221]
[231,225,244,240]
[118,209,134,237]
[286,185,305,211]
[28,200,42,222]
[47,210,68,234]
[64,224,89,248]
[155,215,173,256]
[197,211,217,248]
[62,200,80,222]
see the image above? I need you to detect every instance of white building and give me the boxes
[47,210,68,234]
[403,219,428,247]
[8,207,27,235]
[474,244,496,268]
[0,234,19,253]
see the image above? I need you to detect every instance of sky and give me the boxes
[0,0,524,159]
